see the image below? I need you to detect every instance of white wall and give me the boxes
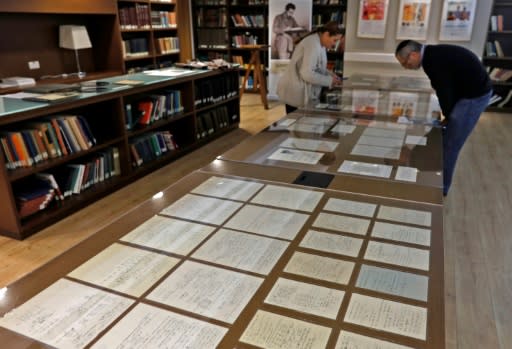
[344,1,493,78]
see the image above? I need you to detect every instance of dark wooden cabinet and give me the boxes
[0,5,123,83]
[117,0,185,73]
[313,1,346,75]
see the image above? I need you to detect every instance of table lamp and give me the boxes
[59,25,92,79]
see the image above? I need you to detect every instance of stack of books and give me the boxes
[15,177,56,218]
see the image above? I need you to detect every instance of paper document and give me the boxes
[0,279,133,348]
[68,243,180,297]
[190,176,263,201]
[378,205,432,227]
[268,148,324,165]
[371,221,431,246]
[395,166,418,182]
[279,137,339,152]
[356,264,429,301]
[160,194,242,225]
[313,212,370,236]
[336,330,414,349]
[323,198,377,218]
[344,293,427,340]
[224,204,309,240]
[240,310,331,349]
[284,251,355,285]
[338,160,393,178]
[192,229,289,275]
[250,184,323,212]
[364,241,430,271]
[147,261,263,324]
[300,230,363,257]
[121,216,214,255]
[350,144,401,159]
[91,303,227,349]
[265,278,345,319]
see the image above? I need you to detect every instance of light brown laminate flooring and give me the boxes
[0,94,510,349]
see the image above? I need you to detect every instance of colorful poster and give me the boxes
[357,0,390,38]
[387,91,419,120]
[352,89,380,114]
[396,0,431,40]
[439,0,477,41]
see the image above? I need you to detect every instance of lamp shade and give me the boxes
[59,25,92,50]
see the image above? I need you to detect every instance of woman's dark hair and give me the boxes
[317,21,343,36]
[295,21,342,45]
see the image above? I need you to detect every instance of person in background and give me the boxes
[277,21,343,114]
[272,3,301,59]
[395,40,492,196]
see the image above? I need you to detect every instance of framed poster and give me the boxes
[357,0,390,38]
[388,92,419,121]
[352,89,380,114]
[439,0,477,41]
[396,0,432,40]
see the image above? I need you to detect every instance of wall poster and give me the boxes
[357,0,390,38]
[396,0,432,40]
[268,0,312,99]
[439,0,477,41]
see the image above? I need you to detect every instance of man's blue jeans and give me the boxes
[442,90,492,195]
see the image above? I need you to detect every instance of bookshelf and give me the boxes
[192,1,347,88]
[0,68,240,239]
[117,0,186,73]
[484,1,512,112]
[313,1,346,75]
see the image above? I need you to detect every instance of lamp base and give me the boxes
[77,71,87,79]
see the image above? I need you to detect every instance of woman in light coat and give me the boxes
[277,21,343,113]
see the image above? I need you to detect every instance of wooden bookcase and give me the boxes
[191,1,347,88]
[484,0,512,112]
[0,68,240,239]
[313,1,346,75]
[117,0,189,73]
[0,0,124,83]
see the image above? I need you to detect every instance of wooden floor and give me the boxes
[0,94,510,349]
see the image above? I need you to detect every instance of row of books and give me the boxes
[119,4,151,30]
[15,177,56,218]
[231,14,265,28]
[197,51,229,62]
[1,115,96,170]
[314,0,341,4]
[123,38,150,58]
[488,67,512,82]
[14,147,120,218]
[150,10,177,28]
[232,34,259,47]
[125,90,184,130]
[197,106,232,139]
[155,37,180,54]
[130,131,178,167]
[485,40,505,57]
[196,0,227,5]
[194,76,239,108]
[489,90,512,108]
[231,0,268,4]
[197,28,229,49]
[490,14,504,32]
[196,8,228,28]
